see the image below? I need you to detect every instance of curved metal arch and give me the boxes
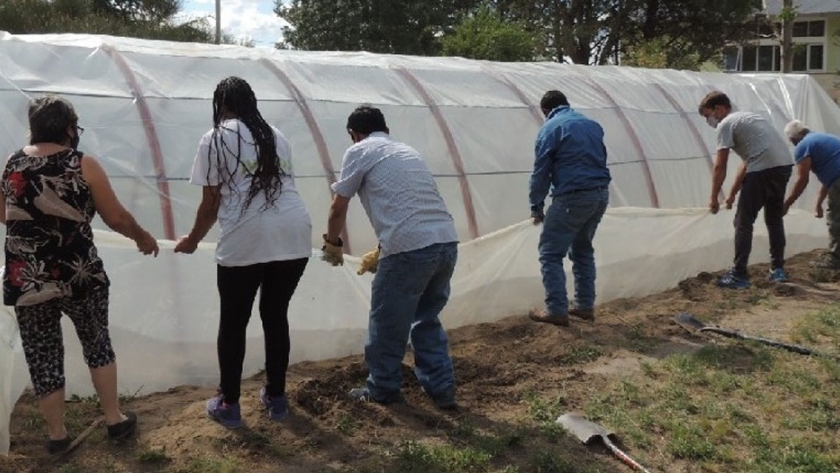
[258,58,352,253]
[101,44,176,240]
[584,79,660,208]
[652,82,725,203]
[394,67,480,239]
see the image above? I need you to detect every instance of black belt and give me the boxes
[558,186,608,196]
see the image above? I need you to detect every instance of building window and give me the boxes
[758,45,775,71]
[792,20,825,37]
[792,45,808,71]
[743,46,757,71]
[724,47,739,71]
[809,20,825,37]
[725,39,825,72]
[809,44,824,70]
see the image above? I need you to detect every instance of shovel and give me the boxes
[557,413,651,472]
[673,312,824,357]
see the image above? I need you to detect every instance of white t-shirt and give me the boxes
[716,112,793,173]
[190,118,312,266]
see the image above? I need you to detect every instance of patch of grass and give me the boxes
[666,423,717,460]
[137,447,170,464]
[792,305,840,351]
[617,323,660,353]
[581,340,840,473]
[57,464,84,473]
[529,450,596,473]
[68,393,100,405]
[748,289,771,306]
[179,455,242,473]
[556,343,602,365]
[228,429,291,459]
[525,392,565,423]
[393,440,491,473]
[336,412,360,436]
[447,422,524,460]
[22,410,44,430]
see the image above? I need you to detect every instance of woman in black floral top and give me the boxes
[0,96,159,453]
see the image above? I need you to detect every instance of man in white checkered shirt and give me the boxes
[323,105,459,409]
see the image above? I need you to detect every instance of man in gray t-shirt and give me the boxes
[699,91,793,288]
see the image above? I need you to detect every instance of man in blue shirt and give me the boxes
[783,120,840,269]
[528,90,611,326]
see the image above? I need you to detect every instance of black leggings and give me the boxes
[16,288,114,396]
[216,258,308,404]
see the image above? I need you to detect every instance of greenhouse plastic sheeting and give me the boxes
[0,268,25,455]
[1,32,839,449]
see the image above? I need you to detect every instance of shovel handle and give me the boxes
[699,328,821,356]
[602,437,651,473]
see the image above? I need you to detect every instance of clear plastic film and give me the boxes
[0,33,837,453]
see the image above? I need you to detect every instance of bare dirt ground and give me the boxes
[2,249,840,473]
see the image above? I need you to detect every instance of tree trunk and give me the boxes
[780,0,793,73]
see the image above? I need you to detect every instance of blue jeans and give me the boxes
[539,188,608,316]
[365,242,457,401]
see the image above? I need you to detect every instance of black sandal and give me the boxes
[47,436,73,454]
[107,411,138,440]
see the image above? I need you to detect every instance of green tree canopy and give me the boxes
[0,0,215,43]
[441,4,535,62]
[275,0,762,69]
[275,0,481,54]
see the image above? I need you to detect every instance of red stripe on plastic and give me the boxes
[259,58,351,254]
[586,80,660,208]
[652,83,725,202]
[491,73,544,124]
[395,68,480,239]
[102,45,176,240]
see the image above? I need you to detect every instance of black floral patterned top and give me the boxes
[2,148,109,307]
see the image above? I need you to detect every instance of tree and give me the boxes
[275,0,481,55]
[621,36,702,70]
[492,0,762,66]
[627,0,763,67]
[0,0,216,43]
[775,0,796,72]
[274,0,761,69]
[441,4,535,61]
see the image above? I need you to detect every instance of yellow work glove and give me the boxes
[357,246,381,275]
[321,234,344,266]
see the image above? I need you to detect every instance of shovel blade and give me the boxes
[673,312,706,332]
[556,413,614,445]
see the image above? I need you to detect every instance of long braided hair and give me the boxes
[208,76,286,211]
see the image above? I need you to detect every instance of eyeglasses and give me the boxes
[75,126,84,136]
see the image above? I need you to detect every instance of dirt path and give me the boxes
[3,250,839,473]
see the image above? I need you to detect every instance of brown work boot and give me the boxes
[528,309,569,326]
[569,307,595,322]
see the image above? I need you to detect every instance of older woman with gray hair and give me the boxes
[783,119,840,269]
[1,95,158,453]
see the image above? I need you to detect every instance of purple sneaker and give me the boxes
[206,394,243,429]
[260,387,289,421]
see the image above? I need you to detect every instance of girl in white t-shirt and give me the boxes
[174,77,312,428]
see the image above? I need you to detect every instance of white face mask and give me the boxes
[706,115,720,129]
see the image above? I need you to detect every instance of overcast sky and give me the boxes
[179,0,289,48]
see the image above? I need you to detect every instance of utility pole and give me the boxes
[215,0,221,44]
[780,0,793,72]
